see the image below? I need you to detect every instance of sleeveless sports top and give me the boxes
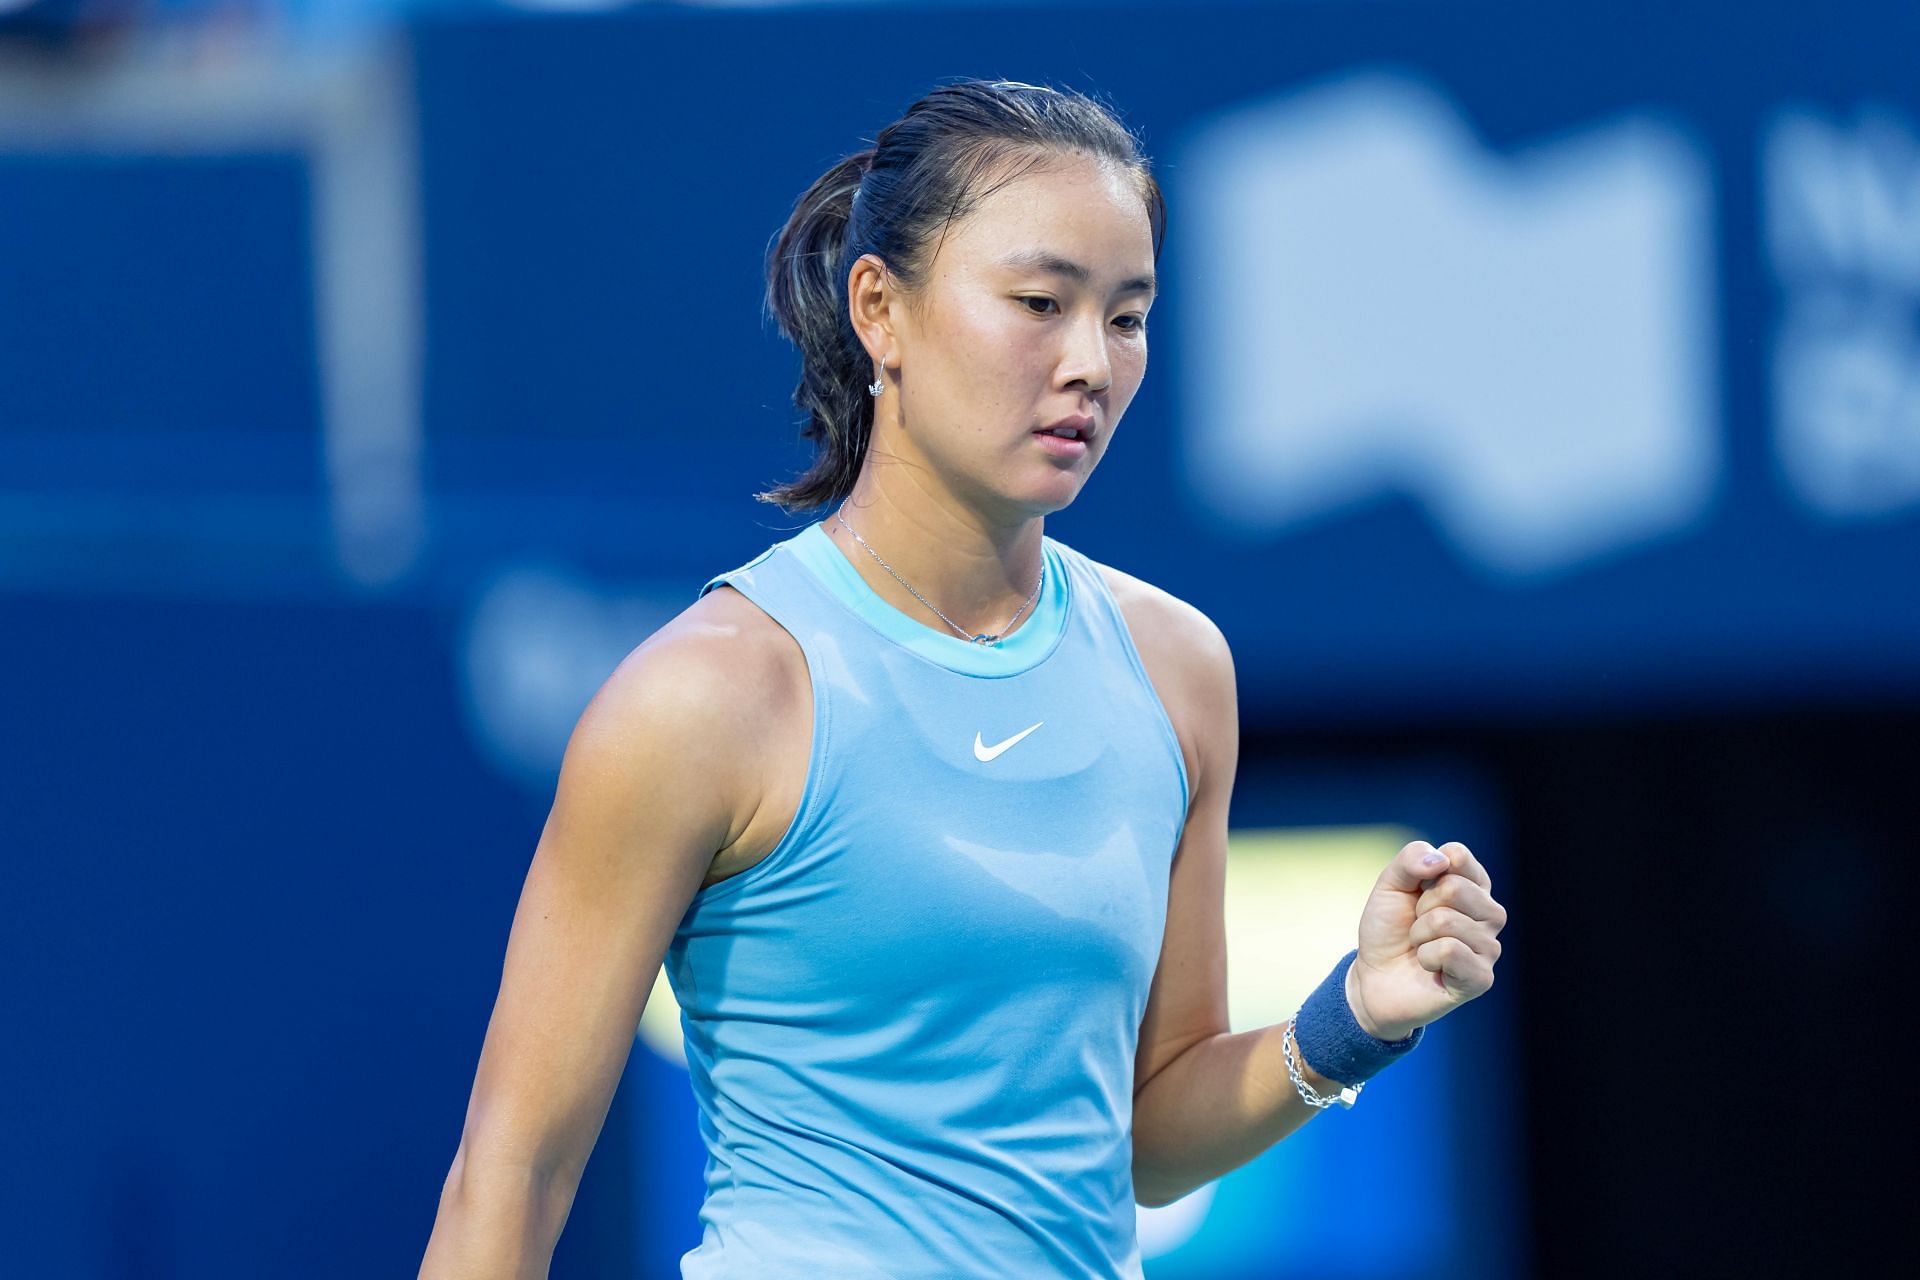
[665,519,1190,1279]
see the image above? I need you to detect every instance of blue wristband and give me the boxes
[1293,950,1424,1087]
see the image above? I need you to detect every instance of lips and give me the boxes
[1037,413,1096,442]
[1032,430,1091,457]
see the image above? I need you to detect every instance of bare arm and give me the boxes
[418,606,769,1277]
[1127,591,1505,1207]
[1125,588,1353,1207]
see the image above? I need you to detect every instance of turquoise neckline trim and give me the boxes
[787,520,1070,676]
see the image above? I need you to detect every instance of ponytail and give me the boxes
[756,149,878,513]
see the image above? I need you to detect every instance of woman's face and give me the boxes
[866,150,1157,519]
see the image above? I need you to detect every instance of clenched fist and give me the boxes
[1345,840,1507,1042]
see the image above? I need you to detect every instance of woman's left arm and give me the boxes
[1127,597,1507,1208]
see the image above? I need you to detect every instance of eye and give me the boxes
[1020,296,1147,333]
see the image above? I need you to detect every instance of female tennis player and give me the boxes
[419,78,1506,1279]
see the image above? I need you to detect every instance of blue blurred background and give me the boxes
[3,0,1912,1276]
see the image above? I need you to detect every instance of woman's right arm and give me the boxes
[418,612,764,1278]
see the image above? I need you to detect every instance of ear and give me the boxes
[847,252,902,371]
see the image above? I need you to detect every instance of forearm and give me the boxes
[418,1148,572,1280]
[1130,1021,1346,1208]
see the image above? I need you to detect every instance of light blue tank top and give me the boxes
[667,519,1190,1279]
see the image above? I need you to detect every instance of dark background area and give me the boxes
[1258,701,1908,1274]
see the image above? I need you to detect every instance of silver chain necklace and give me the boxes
[833,505,1043,645]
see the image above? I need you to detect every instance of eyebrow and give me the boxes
[998,249,1156,298]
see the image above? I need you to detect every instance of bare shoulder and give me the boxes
[1089,560,1237,803]
[600,583,811,885]
[629,582,808,718]
[1090,561,1228,658]
[592,580,806,819]
[583,585,798,750]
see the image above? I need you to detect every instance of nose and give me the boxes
[1061,312,1113,394]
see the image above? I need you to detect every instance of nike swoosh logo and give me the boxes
[974,721,1044,762]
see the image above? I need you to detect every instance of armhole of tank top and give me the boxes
[686,575,830,907]
[1075,552,1193,824]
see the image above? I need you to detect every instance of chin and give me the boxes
[1023,475,1087,516]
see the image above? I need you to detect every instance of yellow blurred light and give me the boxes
[1221,825,1414,1031]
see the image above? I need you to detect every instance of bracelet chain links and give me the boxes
[1282,1017,1363,1110]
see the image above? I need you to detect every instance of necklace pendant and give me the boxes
[973,633,997,645]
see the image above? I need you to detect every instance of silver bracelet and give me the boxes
[1282,1018,1363,1110]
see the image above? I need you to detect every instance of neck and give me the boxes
[826,470,1046,643]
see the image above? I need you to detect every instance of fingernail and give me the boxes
[1421,852,1446,868]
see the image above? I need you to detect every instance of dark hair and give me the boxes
[756,77,1167,513]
